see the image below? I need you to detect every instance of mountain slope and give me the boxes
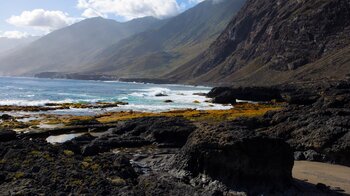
[0,36,39,55]
[82,0,246,78]
[0,17,161,76]
[167,0,350,86]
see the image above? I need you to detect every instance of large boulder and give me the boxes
[0,114,14,121]
[212,90,237,105]
[207,87,283,104]
[174,123,294,193]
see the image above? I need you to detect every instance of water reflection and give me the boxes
[46,133,84,144]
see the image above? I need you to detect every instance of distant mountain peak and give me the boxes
[0,14,164,76]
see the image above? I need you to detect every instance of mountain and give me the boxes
[0,36,39,55]
[79,0,246,78]
[167,0,350,86]
[0,16,161,76]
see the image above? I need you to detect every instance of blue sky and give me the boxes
[0,0,203,38]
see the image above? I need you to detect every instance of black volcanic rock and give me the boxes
[280,89,320,105]
[207,86,283,104]
[211,92,237,104]
[0,139,138,195]
[259,80,350,166]
[82,117,196,155]
[174,123,294,193]
[110,117,196,147]
[0,130,16,142]
[155,93,168,97]
[0,114,14,121]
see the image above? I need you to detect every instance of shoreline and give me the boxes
[0,79,349,194]
[0,102,281,133]
[0,75,213,88]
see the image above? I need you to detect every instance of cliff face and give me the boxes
[167,0,350,86]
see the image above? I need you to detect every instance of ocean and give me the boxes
[0,77,230,115]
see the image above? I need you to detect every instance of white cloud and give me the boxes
[6,9,80,32]
[189,0,205,3]
[81,8,107,18]
[0,31,29,39]
[77,0,181,20]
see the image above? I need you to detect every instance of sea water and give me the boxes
[0,77,231,115]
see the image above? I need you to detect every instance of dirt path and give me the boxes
[293,161,350,194]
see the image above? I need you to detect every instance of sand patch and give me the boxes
[293,161,350,194]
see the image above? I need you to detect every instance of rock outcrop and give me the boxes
[260,82,350,166]
[0,139,138,195]
[174,123,294,194]
[81,117,196,156]
[201,80,350,167]
[0,104,345,194]
[207,86,283,104]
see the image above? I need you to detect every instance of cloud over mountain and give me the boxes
[77,0,180,20]
[0,31,29,39]
[6,9,80,32]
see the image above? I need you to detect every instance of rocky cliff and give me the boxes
[167,0,350,86]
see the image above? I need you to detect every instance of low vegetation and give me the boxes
[1,103,282,130]
[97,103,282,123]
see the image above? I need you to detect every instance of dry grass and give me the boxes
[97,103,282,124]
[8,103,282,129]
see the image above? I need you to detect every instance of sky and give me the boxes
[0,0,205,39]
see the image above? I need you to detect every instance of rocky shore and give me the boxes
[0,80,349,195]
[208,80,350,166]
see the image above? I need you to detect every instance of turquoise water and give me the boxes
[0,77,230,114]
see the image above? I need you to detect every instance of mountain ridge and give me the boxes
[80,0,246,78]
[0,16,162,76]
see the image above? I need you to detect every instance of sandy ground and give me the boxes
[293,161,350,194]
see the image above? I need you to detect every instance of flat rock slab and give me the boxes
[293,161,350,194]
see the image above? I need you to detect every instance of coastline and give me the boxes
[0,78,349,195]
[34,72,179,85]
